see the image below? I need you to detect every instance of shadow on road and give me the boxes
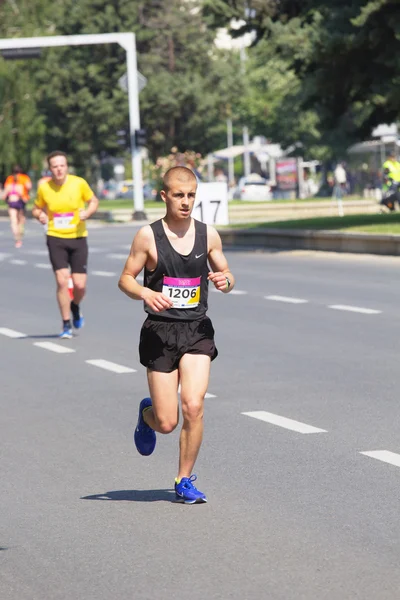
[81,489,177,503]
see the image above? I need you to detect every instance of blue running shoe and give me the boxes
[59,325,72,339]
[71,301,84,329]
[73,315,84,329]
[134,397,156,456]
[175,475,207,504]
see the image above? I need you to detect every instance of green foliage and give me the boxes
[203,0,400,157]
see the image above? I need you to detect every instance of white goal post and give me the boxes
[0,32,145,218]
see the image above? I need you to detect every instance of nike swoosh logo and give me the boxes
[195,253,204,259]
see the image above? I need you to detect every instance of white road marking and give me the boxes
[86,359,136,373]
[9,259,27,265]
[328,304,381,315]
[34,342,76,354]
[91,270,116,277]
[178,384,216,398]
[229,289,248,295]
[107,253,128,260]
[0,252,11,261]
[34,263,51,269]
[0,328,27,338]
[360,450,400,468]
[242,411,327,434]
[29,249,48,256]
[265,295,309,304]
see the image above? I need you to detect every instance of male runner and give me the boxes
[32,151,99,338]
[118,166,235,504]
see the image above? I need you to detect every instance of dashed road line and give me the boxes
[91,270,116,277]
[0,328,27,339]
[107,253,128,260]
[229,289,248,295]
[242,410,327,434]
[360,450,400,468]
[177,384,216,398]
[34,263,51,269]
[86,359,136,373]
[265,295,309,304]
[34,342,76,354]
[9,259,27,265]
[328,304,381,315]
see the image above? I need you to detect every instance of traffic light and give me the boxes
[135,128,147,147]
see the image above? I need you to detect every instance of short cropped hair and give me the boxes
[47,150,68,166]
[163,166,197,191]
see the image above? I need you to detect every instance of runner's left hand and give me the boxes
[79,209,89,221]
[208,271,228,291]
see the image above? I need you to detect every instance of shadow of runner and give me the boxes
[81,489,177,503]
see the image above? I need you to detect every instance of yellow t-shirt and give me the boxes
[35,175,94,239]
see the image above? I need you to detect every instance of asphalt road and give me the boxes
[2,219,400,600]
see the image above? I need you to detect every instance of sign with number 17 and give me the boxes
[192,182,229,226]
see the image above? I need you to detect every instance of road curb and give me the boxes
[218,228,400,256]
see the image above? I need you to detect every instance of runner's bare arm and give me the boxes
[32,196,48,224]
[79,194,99,220]
[118,226,173,312]
[207,226,235,293]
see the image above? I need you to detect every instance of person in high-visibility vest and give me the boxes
[382,152,400,189]
[381,152,400,211]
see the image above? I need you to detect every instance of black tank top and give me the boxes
[144,219,209,321]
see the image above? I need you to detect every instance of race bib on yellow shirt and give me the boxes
[162,276,201,309]
[53,212,75,230]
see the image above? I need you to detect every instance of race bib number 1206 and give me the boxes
[162,276,201,309]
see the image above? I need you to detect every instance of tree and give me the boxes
[202,0,400,155]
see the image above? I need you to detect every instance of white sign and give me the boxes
[192,182,229,226]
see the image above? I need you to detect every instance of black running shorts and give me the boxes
[46,236,88,273]
[139,315,218,373]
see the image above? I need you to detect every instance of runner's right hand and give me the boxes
[141,289,173,312]
[38,212,48,225]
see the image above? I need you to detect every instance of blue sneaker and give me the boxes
[59,325,72,339]
[71,301,84,329]
[175,475,207,504]
[73,315,84,329]
[134,397,156,456]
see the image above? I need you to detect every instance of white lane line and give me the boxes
[177,384,216,398]
[34,342,76,354]
[360,450,400,468]
[107,253,128,260]
[29,249,48,256]
[242,411,327,434]
[86,359,136,374]
[328,304,381,315]
[265,295,309,304]
[0,252,12,261]
[35,263,51,269]
[91,270,116,277]
[10,259,27,265]
[0,328,27,339]
[229,289,248,296]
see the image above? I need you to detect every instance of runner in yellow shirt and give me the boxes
[32,151,99,338]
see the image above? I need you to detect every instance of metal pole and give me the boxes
[207,154,214,182]
[243,126,251,177]
[227,118,234,186]
[125,34,145,219]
